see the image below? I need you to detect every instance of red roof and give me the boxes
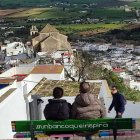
[63,52,72,57]
[112,68,125,73]
[12,74,28,82]
[13,74,27,77]
[0,78,16,84]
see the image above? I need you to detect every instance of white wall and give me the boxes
[99,80,111,98]
[0,67,15,77]
[52,51,73,64]
[29,73,64,81]
[6,42,26,56]
[22,72,65,95]
[60,69,65,80]
[103,64,112,70]
[119,72,126,78]
[130,80,140,91]
[41,96,140,120]
[15,66,34,74]
[0,81,17,96]
[0,89,27,139]
[40,80,111,119]
[0,66,34,77]
[6,47,25,56]
[21,74,41,94]
[0,85,14,97]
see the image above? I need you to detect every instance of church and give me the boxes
[31,24,72,53]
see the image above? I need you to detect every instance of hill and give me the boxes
[68,24,140,45]
[0,0,127,8]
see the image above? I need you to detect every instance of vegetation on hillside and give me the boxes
[5,7,135,20]
[129,1,140,8]
[72,51,140,102]
[57,23,126,34]
[65,24,140,45]
[0,0,127,8]
[102,69,140,102]
[7,8,48,18]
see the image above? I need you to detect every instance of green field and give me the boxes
[6,8,86,19]
[56,23,126,33]
[129,1,140,8]
[30,8,84,19]
[90,8,135,19]
[7,8,49,18]
[7,7,136,21]
[0,0,127,8]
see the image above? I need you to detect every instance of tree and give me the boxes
[64,51,140,101]
[63,51,93,82]
[74,51,93,82]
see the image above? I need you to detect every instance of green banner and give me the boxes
[12,118,134,132]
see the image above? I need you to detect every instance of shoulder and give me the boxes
[118,93,124,98]
[91,95,102,105]
[118,93,126,101]
[44,104,49,112]
[62,100,71,106]
[75,94,80,99]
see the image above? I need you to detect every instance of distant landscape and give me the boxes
[0,0,139,9]
[0,0,139,22]
[0,0,140,45]
[0,0,128,8]
[0,7,135,20]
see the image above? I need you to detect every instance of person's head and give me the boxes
[79,82,90,93]
[53,87,64,99]
[110,85,118,94]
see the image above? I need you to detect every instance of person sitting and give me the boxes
[43,87,71,140]
[72,82,106,140]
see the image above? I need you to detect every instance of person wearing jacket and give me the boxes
[43,87,71,140]
[108,85,126,118]
[72,82,106,140]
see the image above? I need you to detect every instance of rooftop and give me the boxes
[112,68,126,73]
[28,78,101,97]
[30,65,64,74]
[12,74,28,82]
[0,88,16,103]
[40,24,59,34]
[0,78,16,84]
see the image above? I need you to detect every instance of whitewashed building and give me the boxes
[130,80,140,91]
[0,64,65,139]
[3,42,26,56]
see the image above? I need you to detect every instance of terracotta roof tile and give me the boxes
[0,78,16,84]
[112,68,125,73]
[30,65,64,74]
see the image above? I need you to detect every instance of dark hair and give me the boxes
[79,82,90,93]
[111,85,118,89]
[53,87,64,98]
